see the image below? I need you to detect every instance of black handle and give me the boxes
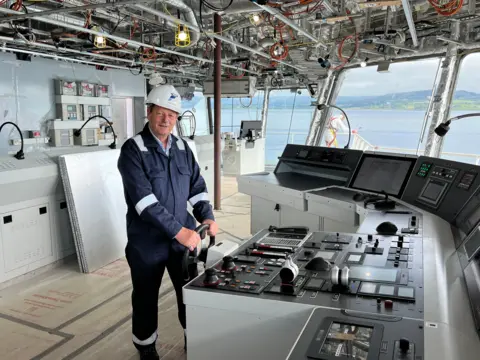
[182,224,215,281]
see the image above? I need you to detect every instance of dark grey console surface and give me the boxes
[286,307,424,360]
[307,187,364,204]
[187,228,424,320]
[402,156,480,226]
[242,172,345,191]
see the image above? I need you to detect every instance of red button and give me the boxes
[385,300,393,309]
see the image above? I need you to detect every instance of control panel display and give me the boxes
[350,154,416,197]
[430,166,458,180]
[349,266,398,283]
[458,172,477,190]
[65,104,79,120]
[418,180,447,206]
[319,322,373,359]
[416,162,432,177]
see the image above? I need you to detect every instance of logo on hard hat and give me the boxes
[168,93,178,101]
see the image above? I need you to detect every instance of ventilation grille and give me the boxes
[257,233,309,247]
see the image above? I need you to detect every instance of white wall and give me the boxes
[0,52,146,154]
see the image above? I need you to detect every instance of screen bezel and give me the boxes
[349,153,417,198]
[306,316,384,360]
[417,179,449,208]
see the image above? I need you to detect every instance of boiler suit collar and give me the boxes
[148,124,172,156]
[142,123,180,157]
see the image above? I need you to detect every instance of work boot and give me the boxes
[138,345,160,360]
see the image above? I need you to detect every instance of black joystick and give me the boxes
[374,239,379,248]
[203,268,220,287]
[222,255,236,271]
[399,338,410,353]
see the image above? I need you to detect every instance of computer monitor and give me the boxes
[239,120,262,138]
[349,153,417,198]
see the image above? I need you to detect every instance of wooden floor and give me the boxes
[0,176,251,360]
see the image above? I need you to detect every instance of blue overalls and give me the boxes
[117,123,214,349]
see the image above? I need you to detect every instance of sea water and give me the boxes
[192,107,480,165]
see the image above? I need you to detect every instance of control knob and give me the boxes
[222,256,236,271]
[203,268,220,287]
[399,338,410,353]
[280,256,299,283]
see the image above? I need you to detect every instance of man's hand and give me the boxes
[202,219,218,237]
[175,227,201,251]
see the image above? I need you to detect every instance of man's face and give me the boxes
[147,105,178,138]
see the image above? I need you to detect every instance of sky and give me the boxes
[337,53,480,96]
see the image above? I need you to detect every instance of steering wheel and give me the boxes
[182,224,216,281]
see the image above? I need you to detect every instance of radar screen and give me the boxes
[319,322,374,359]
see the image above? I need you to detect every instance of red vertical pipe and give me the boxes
[214,13,222,210]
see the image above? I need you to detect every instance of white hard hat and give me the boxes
[146,84,182,114]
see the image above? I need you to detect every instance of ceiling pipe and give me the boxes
[0,35,201,79]
[400,0,419,47]
[135,4,304,71]
[252,3,327,49]
[21,5,87,27]
[1,46,136,71]
[0,6,260,76]
[0,0,148,24]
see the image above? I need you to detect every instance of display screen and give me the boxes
[359,282,377,294]
[421,181,445,201]
[348,254,362,262]
[320,322,374,360]
[350,155,416,197]
[378,285,395,296]
[397,287,415,299]
[349,266,398,283]
[67,105,76,111]
[458,172,477,190]
[315,251,336,260]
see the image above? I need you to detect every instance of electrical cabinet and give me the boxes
[96,84,109,97]
[56,103,82,121]
[1,204,53,272]
[83,104,100,119]
[73,128,98,146]
[78,82,95,97]
[50,129,74,147]
[54,79,77,95]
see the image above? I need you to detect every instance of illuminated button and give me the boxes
[384,300,393,309]
[378,285,395,296]
[236,280,240,283]
[397,287,414,299]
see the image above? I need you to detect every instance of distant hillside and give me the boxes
[208,90,480,111]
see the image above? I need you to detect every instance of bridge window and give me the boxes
[329,58,440,154]
[441,53,480,165]
[180,91,209,136]
[265,88,315,165]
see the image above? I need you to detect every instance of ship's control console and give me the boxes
[188,226,424,359]
[186,145,480,360]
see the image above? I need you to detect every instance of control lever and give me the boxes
[182,224,215,281]
[331,265,350,287]
[280,256,299,284]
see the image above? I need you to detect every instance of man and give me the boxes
[117,84,218,360]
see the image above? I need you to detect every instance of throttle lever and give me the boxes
[182,224,215,281]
